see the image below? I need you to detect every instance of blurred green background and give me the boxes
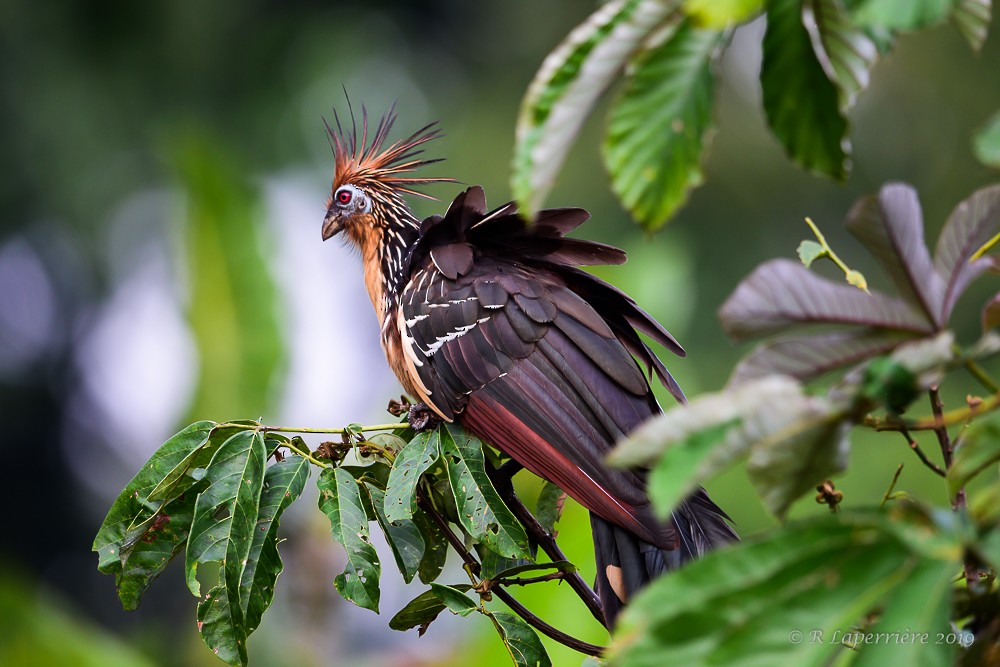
[1,2,999,666]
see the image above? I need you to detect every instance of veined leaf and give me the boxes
[933,183,1000,322]
[94,421,214,575]
[438,424,530,560]
[385,430,440,523]
[147,421,255,502]
[603,20,721,230]
[843,0,955,31]
[535,481,567,536]
[366,484,425,584]
[317,467,381,612]
[488,560,577,582]
[608,511,955,666]
[807,0,879,110]
[240,454,310,634]
[512,0,677,216]
[478,547,533,582]
[718,259,933,342]
[762,0,849,180]
[845,183,945,327]
[952,0,992,52]
[490,612,552,667]
[429,583,478,617]
[389,584,473,634]
[973,109,1000,169]
[413,509,448,584]
[185,431,267,667]
[728,330,916,386]
[852,558,956,667]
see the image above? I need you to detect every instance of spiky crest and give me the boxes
[325,102,453,202]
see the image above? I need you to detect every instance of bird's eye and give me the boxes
[336,188,353,205]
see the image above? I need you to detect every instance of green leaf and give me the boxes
[852,558,956,666]
[388,584,474,634]
[385,430,440,522]
[365,483,425,584]
[952,0,992,52]
[147,421,254,502]
[973,109,1000,169]
[535,481,567,536]
[430,582,479,616]
[489,560,577,581]
[683,0,765,26]
[186,430,267,666]
[438,424,530,559]
[478,547,534,581]
[175,135,283,420]
[796,239,827,267]
[489,612,552,667]
[240,454,310,634]
[807,0,879,109]
[646,420,742,518]
[512,0,676,217]
[608,512,941,666]
[603,20,720,230]
[413,509,449,584]
[317,467,381,612]
[844,0,955,31]
[745,410,850,519]
[948,413,1000,496]
[761,0,849,180]
[94,421,214,575]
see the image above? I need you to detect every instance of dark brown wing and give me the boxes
[397,256,676,548]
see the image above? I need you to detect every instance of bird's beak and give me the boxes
[321,211,343,241]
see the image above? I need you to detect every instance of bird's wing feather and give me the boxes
[398,257,676,549]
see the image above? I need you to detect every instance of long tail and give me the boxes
[591,488,737,626]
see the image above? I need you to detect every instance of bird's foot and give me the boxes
[408,402,440,432]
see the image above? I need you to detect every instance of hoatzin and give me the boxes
[320,108,736,625]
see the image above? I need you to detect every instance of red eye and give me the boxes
[336,189,352,205]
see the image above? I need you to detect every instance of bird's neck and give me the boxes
[366,210,420,326]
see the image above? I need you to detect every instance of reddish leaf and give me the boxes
[845,183,944,328]
[983,293,1000,332]
[933,184,1000,322]
[718,259,932,342]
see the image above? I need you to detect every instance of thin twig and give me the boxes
[929,386,953,469]
[964,359,1000,393]
[898,428,945,478]
[863,389,1000,432]
[415,489,605,657]
[880,464,905,509]
[218,420,409,436]
[485,461,607,628]
[496,571,570,587]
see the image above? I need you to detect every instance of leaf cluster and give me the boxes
[513,0,997,230]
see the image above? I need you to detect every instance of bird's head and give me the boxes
[322,106,453,259]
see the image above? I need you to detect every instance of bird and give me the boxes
[320,106,737,626]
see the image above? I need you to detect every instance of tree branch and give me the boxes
[897,428,946,477]
[862,389,1000,433]
[485,461,608,628]
[415,489,605,657]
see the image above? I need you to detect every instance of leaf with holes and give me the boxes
[718,259,933,342]
[933,183,1000,322]
[845,182,944,328]
[366,483,425,584]
[389,584,475,634]
[413,509,448,584]
[93,421,216,609]
[240,454,310,634]
[185,431,267,665]
[438,424,530,559]
[317,467,381,612]
[807,0,879,109]
[512,0,676,217]
[761,0,849,180]
[536,481,567,536]
[385,430,440,522]
[490,612,552,667]
[603,19,720,229]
